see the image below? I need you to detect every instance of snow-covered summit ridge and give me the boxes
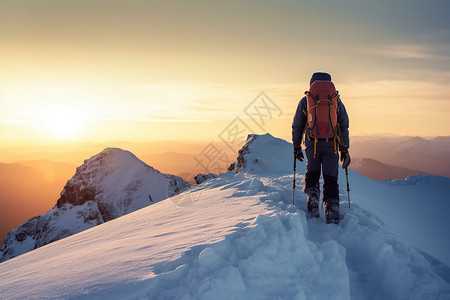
[229,134,450,265]
[229,133,295,174]
[0,147,189,262]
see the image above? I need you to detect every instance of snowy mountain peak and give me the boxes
[228,133,296,174]
[0,148,189,262]
[56,147,163,216]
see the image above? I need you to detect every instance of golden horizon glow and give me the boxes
[1,0,449,146]
[1,79,450,146]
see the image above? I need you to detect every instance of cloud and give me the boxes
[104,82,274,123]
[372,44,450,60]
[2,117,34,126]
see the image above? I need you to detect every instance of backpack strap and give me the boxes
[314,138,317,159]
[333,136,338,155]
[335,123,346,148]
[336,96,342,113]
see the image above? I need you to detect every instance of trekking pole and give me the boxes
[293,152,296,205]
[345,167,350,208]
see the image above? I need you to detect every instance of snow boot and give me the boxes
[306,187,320,218]
[324,198,339,224]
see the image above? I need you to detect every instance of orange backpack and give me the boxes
[305,81,339,139]
[304,81,342,157]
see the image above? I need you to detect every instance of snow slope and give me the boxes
[0,134,449,299]
[0,148,189,262]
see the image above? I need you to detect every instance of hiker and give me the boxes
[292,72,350,224]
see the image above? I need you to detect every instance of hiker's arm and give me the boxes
[338,99,350,148]
[292,97,307,147]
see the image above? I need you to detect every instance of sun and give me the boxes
[35,104,89,141]
[41,112,84,140]
[2,81,99,142]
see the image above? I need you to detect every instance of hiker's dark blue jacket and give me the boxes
[292,96,349,149]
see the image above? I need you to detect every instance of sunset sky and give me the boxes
[1,0,450,146]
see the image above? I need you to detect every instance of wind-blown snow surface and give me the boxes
[1,134,449,299]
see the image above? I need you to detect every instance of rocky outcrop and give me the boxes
[228,135,257,173]
[194,173,219,184]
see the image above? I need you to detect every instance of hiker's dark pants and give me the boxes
[304,141,339,205]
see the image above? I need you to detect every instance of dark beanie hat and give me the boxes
[310,72,332,86]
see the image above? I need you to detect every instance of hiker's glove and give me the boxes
[340,147,351,169]
[294,146,304,162]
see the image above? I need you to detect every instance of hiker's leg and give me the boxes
[304,147,321,195]
[304,147,321,217]
[321,148,340,223]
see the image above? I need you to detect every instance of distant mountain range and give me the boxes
[350,158,431,181]
[350,136,450,178]
[0,160,75,248]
